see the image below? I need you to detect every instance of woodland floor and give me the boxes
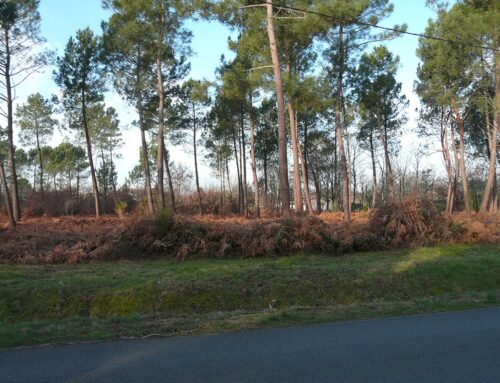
[0,211,498,264]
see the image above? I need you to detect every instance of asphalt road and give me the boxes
[1,308,499,383]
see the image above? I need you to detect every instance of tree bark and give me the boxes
[100,147,108,213]
[454,107,471,215]
[81,88,101,218]
[481,47,500,213]
[241,110,248,217]
[248,93,260,218]
[369,129,377,208]
[156,54,165,209]
[479,106,496,213]
[286,93,303,213]
[263,156,269,212]
[138,100,155,216]
[35,123,45,201]
[4,29,20,221]
[266,0,290,216]
[345,122,353,214]
[335,25,350,222]
[163,147,176,214]
[232,129,242,211]
[0,160,15,229]
[296,115,314,214]
[451,122,460,210]
[378,109,394,200]
[192,102,203,215]
[311,168,321,213]
[442,112,454,215]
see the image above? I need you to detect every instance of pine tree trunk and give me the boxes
[454,107,471,215]
[156,54,165,209]
[0,160,15,229]
[82,89,101,218]
[263,156,269,212]
[378,110,394,200]
[266,0,290,216]
[491,171,498,213]
[138,101,155,216]
[192,103,203,215]
[296,115,314,214]
[35,128,45,202]
[163,147,176,214]
[369,129,377,208]
[4,30,20,221]
[286,91,303,213]
[241,110,248,217]
[442,113,454,215]
[482,46,500,213]
[451,123,460,210]
[225,158,233,202]
[479,107,496,213]
[312,168,321,213]
[248,94,260,218]
[232,129,242,211]
[100,147,108,214]
[335,25,350,222]
[345,123,353,214]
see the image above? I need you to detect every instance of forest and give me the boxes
[0,0,499,353]
[0,0,498,252]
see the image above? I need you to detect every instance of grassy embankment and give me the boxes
[0,244,499,348]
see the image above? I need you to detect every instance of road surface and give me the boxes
[1,307,499,382]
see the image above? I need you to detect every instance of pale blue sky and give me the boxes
[17,0,442,185]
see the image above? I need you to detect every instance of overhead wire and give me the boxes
[248,1,499,53]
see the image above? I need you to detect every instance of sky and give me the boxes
[15,0,442,187]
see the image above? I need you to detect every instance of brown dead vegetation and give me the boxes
[0,200,498,264]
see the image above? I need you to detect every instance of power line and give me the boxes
[247,1,498,53]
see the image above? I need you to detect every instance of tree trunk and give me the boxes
[378,110,394,200]
[369,129,377,208]
[134,49,155,216]
[225,158,233,202]
[192,103,203,215]
[163,147,176,214]
[332,133,338,210]
[345,122,353,214]
[4,30,20,221]
[138,101,155,216]
[451,123,460,210]
[35,127,45,201]
[481,47,500,213]
[479,106,496,213]
[286,91,303,213]
[442,112,454,215]
[454,107,471,215]
[100,147,108,214]
[266,0,290,216]
[232,129,242,211]
[241,110,248,216]
[0,160,15,229]
[248,93,260,218]
[296,115,314,214]
[263,156,269,212]
[312,168,321,213]
[335,25,350,222]
[156,54,165,209]
[82,89,101,218]
[491,171,498,213]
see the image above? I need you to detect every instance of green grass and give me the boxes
[1,244,499,348]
